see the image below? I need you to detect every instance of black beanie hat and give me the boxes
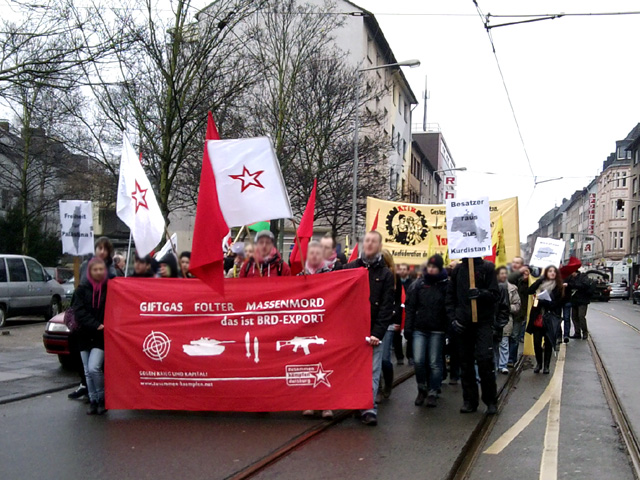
[427,254,444,271]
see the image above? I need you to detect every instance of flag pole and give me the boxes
[164,226,178,257]
[231,226,245,248]
[125,232,132,277]
[290,218,307,276]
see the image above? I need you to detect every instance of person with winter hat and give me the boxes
[239,230,291,278]
[343,231,394,426]
[158,252,179,278]
[131,253,155,278]
[404,254,449,408]
[72,257,109,415]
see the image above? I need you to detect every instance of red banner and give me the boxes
[104,269,373,412]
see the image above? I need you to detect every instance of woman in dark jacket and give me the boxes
[379,250,403,402]
[404,254,449,408]
[526,266,564,374]
[72,257,108,415]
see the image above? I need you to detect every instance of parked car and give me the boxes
[45,267,75,302]
[585,270,611,302]
[609,282,630,300]
[42,312,75,368]
[0,254,65,327]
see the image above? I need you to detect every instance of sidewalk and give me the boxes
[0,324,77,404]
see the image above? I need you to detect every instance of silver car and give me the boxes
[608,282,630,300]
[0,255,65,327]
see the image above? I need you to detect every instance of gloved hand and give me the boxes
[468,288,480,300]
[451,320,466,334]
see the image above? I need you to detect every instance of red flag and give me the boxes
[189,112,229,295]
[290,179,317,275]
[371,209,380,231]
[348,242,359,262]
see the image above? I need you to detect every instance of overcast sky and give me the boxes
[356,0,640,240]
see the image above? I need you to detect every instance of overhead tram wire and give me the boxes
[472,0,536,184]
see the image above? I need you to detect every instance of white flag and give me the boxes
[206,137,292,227]
[154,233,178,260]
[116,134,165,257]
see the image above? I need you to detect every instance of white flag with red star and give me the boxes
[116,133,165,257]
[206,137,292,227]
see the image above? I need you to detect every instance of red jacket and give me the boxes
[239,250,291,278]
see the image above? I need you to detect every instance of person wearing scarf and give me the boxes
[526,265,564,374]
[404,254,449,408]
[72,257,109,415]
[240,230,291,278]
[343,231,394,426]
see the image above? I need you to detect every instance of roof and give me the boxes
[625,123,640,151]
[343,0,419,104]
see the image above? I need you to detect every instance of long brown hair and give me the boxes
[542,265,564,295]
[381,249,397,289]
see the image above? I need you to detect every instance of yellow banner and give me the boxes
[365,196,520,265]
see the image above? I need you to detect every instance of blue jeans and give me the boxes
[382,329,394,367]
[563,303,572,338]
[80,348,104,403]
[363,344,383,416]
[498,337,509,370]
[509,321,523,364]
[412,331,445,396]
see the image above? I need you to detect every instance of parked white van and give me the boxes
[0,255,65,327]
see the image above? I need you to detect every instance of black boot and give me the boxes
[415,390,426,406]
[534,364,541,374]
[382,369,394,399]
[87,401,98,415]
[426,395,437,408]
[96,401,107,415]
[543,364,550,374]
[486,404,498,415]
[460,402,478,413]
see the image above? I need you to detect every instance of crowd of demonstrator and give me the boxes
[67,231,594,425]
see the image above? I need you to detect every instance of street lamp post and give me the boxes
[351,59,420,244]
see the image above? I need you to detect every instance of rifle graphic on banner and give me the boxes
[276,336,327,355]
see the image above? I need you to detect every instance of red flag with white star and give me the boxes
[190,112,229,295]
[116,133,165,257]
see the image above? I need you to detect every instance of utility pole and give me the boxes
[422,75,429,132]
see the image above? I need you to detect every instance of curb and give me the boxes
[0,382,78,406]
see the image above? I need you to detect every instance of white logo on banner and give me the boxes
[143,331,171,361]
[285,363,333,388]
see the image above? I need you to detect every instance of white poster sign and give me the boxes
[530,237,565,268]
[445,197,492,259]
[582,241,594,256]
[59,200,94,256]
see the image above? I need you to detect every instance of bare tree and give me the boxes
[71,0,264,223]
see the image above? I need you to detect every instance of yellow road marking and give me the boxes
[593,308,640,335]
[539,345,566,480]
[484,345,566,455]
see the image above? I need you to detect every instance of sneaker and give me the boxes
[486,404,498,415]
[506,362,514,368]
[415,391,426,406]
[500,368,509,375]
[375,391,384,404]
[563,337,570,343]
[302,410,315,417]
[96,402,107,415]
[460,402,478,414]
[426,395,437,408]
[383,384,392,399]
[68,385,88,400]
[86,402,98,415]
[361,412,378,426]
[582,334,589,340]
[543,367,550,374]
[321,410,334,420]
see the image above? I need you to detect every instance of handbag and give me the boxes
[533,313,544,328]
[63,307,80,332]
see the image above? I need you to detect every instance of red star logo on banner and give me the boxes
[131,180,149,213]
[229,166,265,193]
[312,363,333,388]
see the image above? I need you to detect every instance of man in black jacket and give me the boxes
[566,271,594,339]
[343,231,394,426]
[446,258,501,414]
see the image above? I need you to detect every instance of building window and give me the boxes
[635,150,639,165]
[402,139,407,158]
[634,178,638,196]
[404,103,409,123]
[396,133,401,155]
[618,147,625,159]
[623,174,628,187]
[391,125,395,147]
[393,83,397,106]
[619,231,624,250]
[398,94,403,115]
[631,237,635,254]
[632,207,636,224]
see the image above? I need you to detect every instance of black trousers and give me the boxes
[457,323,497,407]
[68,332,87,387]
[532,328,553,369]
[446,332,461,380]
